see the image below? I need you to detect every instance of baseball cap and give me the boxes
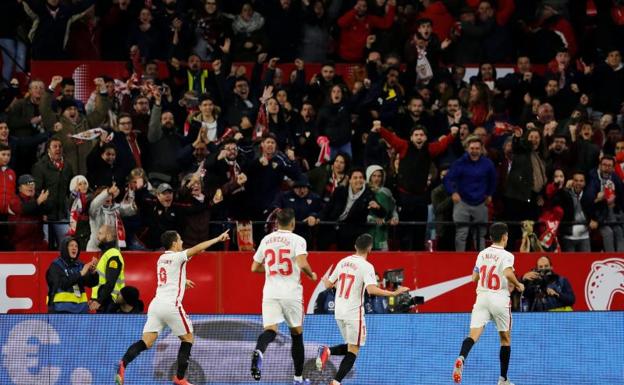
[293,176,311,188]
[18,174,35,185]
[156,183,173,194]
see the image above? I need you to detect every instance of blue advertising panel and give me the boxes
[0,313,622,385]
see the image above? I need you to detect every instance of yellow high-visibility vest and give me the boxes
[92,248,125,301]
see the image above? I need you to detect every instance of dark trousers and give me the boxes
[397,192,429,251]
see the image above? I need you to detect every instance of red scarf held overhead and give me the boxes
[126,132,142,168]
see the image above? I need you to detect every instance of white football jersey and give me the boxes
[153,250,189,306]
[329,255,377,321]
[474,245,514,297]
[253,230,308,300]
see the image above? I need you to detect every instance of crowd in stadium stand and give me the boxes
[1,0,624,253]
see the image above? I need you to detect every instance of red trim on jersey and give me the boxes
[508,300,513,331]
[357,286,364,346]
[178,306,191,334]
[175,261,187,307]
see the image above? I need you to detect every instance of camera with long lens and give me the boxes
[526,268,554,290]
[383,268,424,313]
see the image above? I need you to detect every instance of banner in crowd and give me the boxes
[0,313,621,385]
[1,252,623,314]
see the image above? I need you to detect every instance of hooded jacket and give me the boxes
[46,237,98,313]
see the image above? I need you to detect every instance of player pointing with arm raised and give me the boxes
[115,229,229,385]
[453,222,525,385]
[250,208,317,385]
[316,233,409,385]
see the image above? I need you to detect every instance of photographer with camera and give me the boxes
[522,256,575,311]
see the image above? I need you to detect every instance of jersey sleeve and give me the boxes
[252,244,264,264]
[473,253,483,273]
[294,236,308,257]
[328,264,340,284]
[501,252,514,271]
[362,263,377,287]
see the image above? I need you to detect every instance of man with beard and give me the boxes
[90,225,125,313]
[148,88,187,184]
[373,121,458,250]
[433,97,470,140]
[545,134,572,177]
[395,96,433,140]
[41,76,110,176]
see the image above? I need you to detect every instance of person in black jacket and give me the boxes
[46,237,98,313]
[554,171,594,252]
[316,84,352,158]
[320,168,384,250]
[86,142,128,192]
[107,286,144,314]
[135,182,209,250]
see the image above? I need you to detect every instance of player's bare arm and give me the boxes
[295,254,317,281]
[471,269,480,283]
[251,260,265,273]
[187,230,230,259]
[366,284,410,297]
[503,267,525,292]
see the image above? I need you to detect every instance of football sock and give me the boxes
[122,340,147,366]
[330,344,348,356]
[459,337,475,359]
[500,345,511,380]
[291,333,304,376]
[335,352,356,382]
[255,329,277,353]
[176,341,193,379]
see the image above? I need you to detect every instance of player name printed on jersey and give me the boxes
[330,255,377,321]
[474,245,514,297]
[154,250,189,306]
[253,230,307,300]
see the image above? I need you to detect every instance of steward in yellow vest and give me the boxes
[46,237,98,313]
[90,225,125,313]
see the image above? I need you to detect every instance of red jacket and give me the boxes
[337,6,395,62]
[9,193,48,251]
[417,2,454,41]
[0,166,16,215]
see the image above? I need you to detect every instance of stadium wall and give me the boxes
[1,252,624,313]
[0,313,622,385]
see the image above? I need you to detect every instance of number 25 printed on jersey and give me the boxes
[265,248,293,276]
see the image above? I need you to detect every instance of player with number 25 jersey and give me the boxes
[250,209,317,385]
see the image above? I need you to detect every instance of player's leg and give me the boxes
[172,333,195,384]
[252,299,282,380]
[497,331,512,384]
[163,305,195,384]
[454,296,489,383]
[284,299,307,383]
[492,296,513,384]
[331,318,364,384]
[116,332,158,385]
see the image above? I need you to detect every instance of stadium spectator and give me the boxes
[444,136,496,251]
[86,141,127,191]
[316,84,353,158]
[87,183,136,252]
[127,8,163,61]
[109,113,146,184]
[178,173,223,247]
[569,120,600,174]
[51,78,86,114]
[231,2,267,62]
[366,164,399,251]
[107,286,144,314]
[336,0,395,62]
[9,174,50,251]
[41,76,110,176]
[522,256,575,311]
[0,143,16,250]
[431,165,454,251]
[556,171,593,252]
[320,168,383,250]
[585,156,624,251]
[0,1,28,85]
[373,121,457,250]
[300,0,340,63]
[192,0,232,61]
[270,176,322,245]
[307,152,350,204]
[67,175,90,250]
[32,137,74,248]
[90,224,125,313]
[46,237,98,313]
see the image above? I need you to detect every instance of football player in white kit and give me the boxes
[250,208,318,385]
[452,222,525,385]
[115,229,229,385]
[315,233,409,385]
